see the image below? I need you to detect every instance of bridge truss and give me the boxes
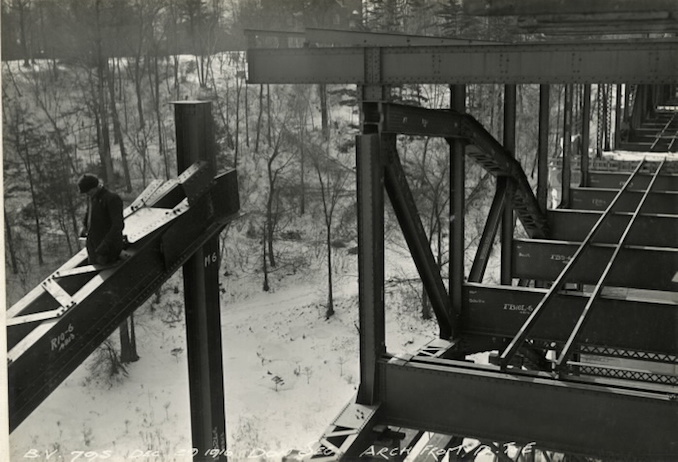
[247,20,677,462]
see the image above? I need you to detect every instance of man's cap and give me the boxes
[78,174,100,193]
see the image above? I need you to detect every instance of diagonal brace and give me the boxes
[382,139,454,339]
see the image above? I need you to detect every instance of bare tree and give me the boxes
[312,143,352,319]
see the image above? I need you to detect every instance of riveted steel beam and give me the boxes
[378,357,678,459]
[547,209,678,247]
[461,0,678,16]
[512,238,678,291]
[247,41,678,85]
[7,172,240,432]
[462,283,678,356]
[571,187,678,214]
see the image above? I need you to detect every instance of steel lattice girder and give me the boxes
[247,41,678,85]
[512,238,678,291]
[547,209,678,247]
[377,356,678,459]
[462,283,678,356]
[7,171,240,432]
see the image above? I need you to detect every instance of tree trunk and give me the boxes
[107,61,132,192]
[325,224,334,319]
[244,76,250,147]
[149,53,169,180]
[5,212,18,274]
[235,76,240,168]
[318,84,329,140]
[20,131,44,265]
[267,85,272,146]
[255,84,264,152]
[119,318,139,363]
[262,225,270,292]
[299,128,306,216]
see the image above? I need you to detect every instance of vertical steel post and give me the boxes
[449,84,465,331]
[562,84,573,207]
[537,85,550,213]
[501,85,516,286]
[581,85,592,187]
[173,102,227,461]
[623,84,631,127]
[356,134,386,405]
[614,84,623,150]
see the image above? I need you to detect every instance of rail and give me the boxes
[498,160,648,369]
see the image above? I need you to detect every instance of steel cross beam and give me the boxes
[462,283,678,357]
[378,356,678,459]
[247,41,678,85]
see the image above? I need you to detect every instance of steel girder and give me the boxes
[588,171,678,191]
[377,356,678,459]
[7,169,240,432]
[304,27,499,46]
[571,187,678,214]
[247,41,678,85]
[461,0,678,16]
[462,283,678,357]
[547,209,678,247]
[512,238,678,291]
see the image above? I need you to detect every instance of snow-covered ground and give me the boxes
[8,243,438,462]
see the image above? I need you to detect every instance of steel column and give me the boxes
[450,85,466,331]
[537,85,550,212]
[356,134,386,404]
[615,84,623,150]
[501,85,516,285]
[580,85,592,187]
[173,102,227,460]
[561,84,573,207]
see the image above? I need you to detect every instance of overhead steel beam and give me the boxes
[512,238,678,291]
[247,41,678,85]
[378,357,678,459]
[462,283,678,356]
[304,27,499,46]
[461,0,678,15]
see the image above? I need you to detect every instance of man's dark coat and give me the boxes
[85,187,124,263]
